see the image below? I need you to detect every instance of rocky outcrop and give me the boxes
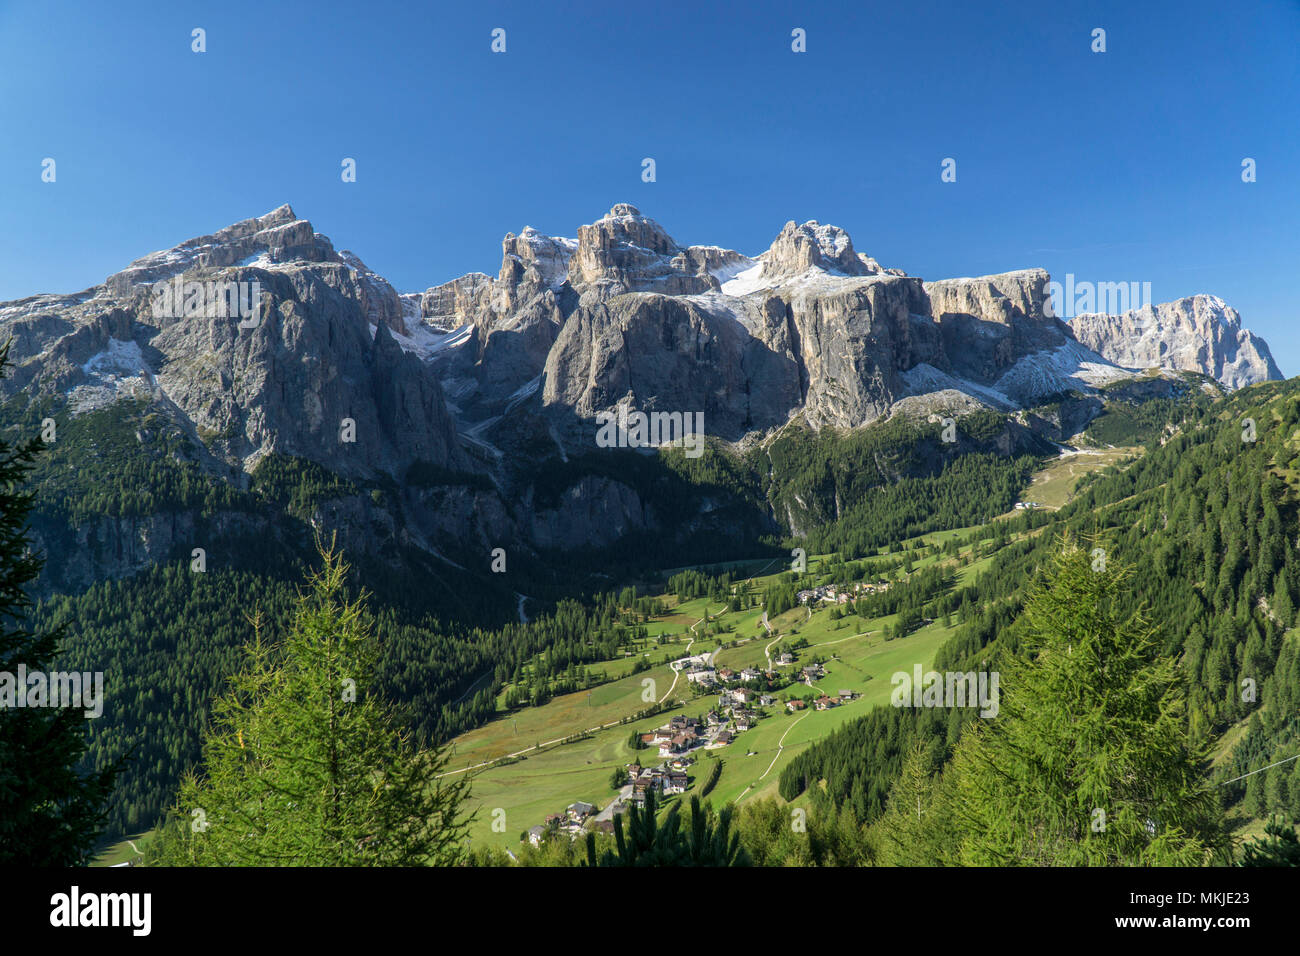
[923,270,1068,383]
[104,204,337,294]
[528,476,658,551]
[542,291,801,439]
[404,272,493,331]
[1068,295,1282,389]
[761,220,894,280]
[783,275,930,428]
[569,203,728,296]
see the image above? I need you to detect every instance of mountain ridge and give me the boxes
[2,204,1281,497]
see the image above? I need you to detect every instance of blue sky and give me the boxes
[2,0,1297,371]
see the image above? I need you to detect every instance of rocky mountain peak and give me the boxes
[1068,294,1282,389]
[105,205,338,294]
[604,202,644,219]
[498,227,577,297]
[761,219,889,279]
[569,204,715,295]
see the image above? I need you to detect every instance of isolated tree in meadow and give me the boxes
[151,538,470,866]
[0,342,115,864]
[946,540,1224,865]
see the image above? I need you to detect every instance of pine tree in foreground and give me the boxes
[872,740,956,866]
[584,791,750,866]
[150,538,470,866]
[945,540,1224,865]
[1238,816,1300,867]
[0,341,115,865]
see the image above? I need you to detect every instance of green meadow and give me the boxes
[449,530,991,850]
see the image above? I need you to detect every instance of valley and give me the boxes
[3,201,1294,868]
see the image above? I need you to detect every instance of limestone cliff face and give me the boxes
[782,275,930,428]
[516,210,1278,439]
[761,220,895,279]
[1068,295,1282,389]
[542,291,798,439]
[923,270,1069,384]
[569,204,723,296]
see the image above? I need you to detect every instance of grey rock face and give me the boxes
[498,227,577,303]
[783,275,931,428]
[104,204,336,294]
[923,270,1068,383]
[1068,295,1282,389]
[542,291,801,439]
[406,273,493,332]
[528,475,657,551]
[521,209,1268,441]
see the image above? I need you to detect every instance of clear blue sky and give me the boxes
[2,0,1297,371]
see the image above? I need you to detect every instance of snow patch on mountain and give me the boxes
[993,340,1131,403]
[718,262,770,296]
[69,338,156,415]
[82,338,147,378]
[901,363,1015,409]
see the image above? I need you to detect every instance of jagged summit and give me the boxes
[601,202,646,220]
[105,203,336,292]
[760,219,895,279]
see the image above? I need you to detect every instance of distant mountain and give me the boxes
[1068,295,1282,390]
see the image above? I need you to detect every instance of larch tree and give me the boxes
[152,538,470,866]
[947,540,1224,866]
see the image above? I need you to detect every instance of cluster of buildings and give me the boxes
[786,687,855,712]
[800,662,827,685]
[524,677,859,848]
[684,662,769,690]
[643,713,710,757]
[625,758,691,806]
[526,801,599,846]
[796,579,890,606]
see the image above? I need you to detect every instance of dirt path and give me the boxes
[735,712,809,804]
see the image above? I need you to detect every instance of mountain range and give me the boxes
[0,203,1283,573]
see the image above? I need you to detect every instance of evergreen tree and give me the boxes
[1238,816,1300,867]
[584,791,749,866]
[947,540,1223,865]
[872,740,955,866]
[0,342,115,864]
[150,539,470,865]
